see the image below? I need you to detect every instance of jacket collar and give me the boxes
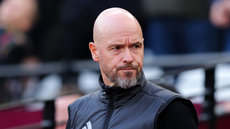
[98,71,146,107]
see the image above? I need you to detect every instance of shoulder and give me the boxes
[141,81,181,102]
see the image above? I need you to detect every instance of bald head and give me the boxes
[0,0,38,31]
[93,8,143,44]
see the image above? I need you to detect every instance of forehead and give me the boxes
[100,15,142,43]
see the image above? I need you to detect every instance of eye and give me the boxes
[133,44,140,49]
[113,46,120,50]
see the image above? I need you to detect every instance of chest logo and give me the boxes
[82,121,92,129]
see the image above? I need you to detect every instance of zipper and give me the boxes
[103,93,114,129]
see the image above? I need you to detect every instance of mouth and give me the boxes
[119,68,136,71]
[116,64,138,72]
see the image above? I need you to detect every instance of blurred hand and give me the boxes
[210,0,230,28]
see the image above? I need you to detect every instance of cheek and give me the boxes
[100,53,118,70]
[108,54,123,67]
[134,53,144,66]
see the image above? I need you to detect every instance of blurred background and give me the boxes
[0,0,230,129]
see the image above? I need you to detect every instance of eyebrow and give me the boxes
[109,41,142,46]
[131,41,143,47]
[107,41,143,49]
[132,41,142,45]
[108,43,124,48]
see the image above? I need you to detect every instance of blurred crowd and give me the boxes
[1,0,230,128]
[1,0,230,65]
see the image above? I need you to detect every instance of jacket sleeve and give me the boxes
[157,99,198,129]
[66,105,72,129]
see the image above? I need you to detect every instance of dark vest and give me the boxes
[66,73,197,129]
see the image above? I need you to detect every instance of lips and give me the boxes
[121,68,135,70]
[118,68,137,72]
[117,66,137,70]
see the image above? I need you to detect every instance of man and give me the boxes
[66,7,198,129]
[0,0,38,64]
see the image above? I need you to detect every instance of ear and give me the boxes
[89,42,99,62]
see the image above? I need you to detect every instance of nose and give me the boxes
[122,48,133,63]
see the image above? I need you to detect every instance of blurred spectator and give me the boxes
[210,0,230,28]
[0,0,38,64]
[0,0,39,103]
[55,93,82,129]
[142,0,221,55]
[210,0,230,51]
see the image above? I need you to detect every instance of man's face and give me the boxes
[97,19,144,88]
[0,0,36,32]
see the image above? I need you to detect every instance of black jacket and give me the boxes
[66,72,198,129]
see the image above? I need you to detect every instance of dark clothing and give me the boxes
[143,0,210,18]
[0,28,34,64]
[66,72,198,129]
[145,17,221,55]
[143,0,222,56]
[158,99,198,129]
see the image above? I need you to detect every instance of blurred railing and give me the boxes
[1,52,230,77]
